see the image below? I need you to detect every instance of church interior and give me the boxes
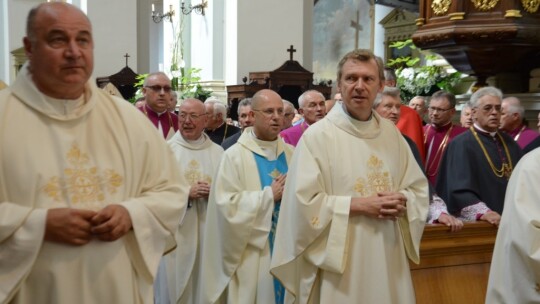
[1,0,540,303]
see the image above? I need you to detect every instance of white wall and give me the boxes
[0,0,9,83]
[374,4,393,60]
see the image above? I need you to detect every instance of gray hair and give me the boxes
[282,99,295,109]
[143,72,170,86]
[470,87,503,108]
[205,98,227,118]
[431,90,457,108]
[502,96,524,118]
[298,90,325,108]
[237,98,252,115]
[373,86,401,108]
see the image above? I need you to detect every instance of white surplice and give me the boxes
[155,132,223,304]
[0,65,188,304]
[270,105,429,304]
[199,128,293,304]
[486,148,540,303]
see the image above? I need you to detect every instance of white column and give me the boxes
[0,0,9,83]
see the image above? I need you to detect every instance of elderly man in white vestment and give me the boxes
[0,3,187,303]
[199,89,294,304]
[485,148,540,303]
[270,49,429,304]
[154,98,224,304]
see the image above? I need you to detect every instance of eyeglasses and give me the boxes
[252,108,284,117]
[145,85,172,93]
[178,112,206,121]
[428,107,452,113]
[284,112,295,118]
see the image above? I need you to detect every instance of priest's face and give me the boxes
[282,103,295,130]
[23,3,94,99]
[338,58,384,121]
[178,99,207,140]
[473,95,502,132]
[375,95,401,125]
[499,100,520,132]
[460,106,473,128]
[143,73,172,113]
[428,97,455,128]
[251,90,284,141]
[238,105,254,128]
[299,91,326,125]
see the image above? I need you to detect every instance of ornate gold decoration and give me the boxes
[432,0,452,15]
[268,168,282,179]
[505,9,523,17]
[184,159,212,185]
[415,18,425,26]
[522,0,540,13]
[449,12,466,20]
[470,127,514,178]
[354,155,391,196]
[43,143,123,206]
[471,0,499,11]
[311,216,320,227]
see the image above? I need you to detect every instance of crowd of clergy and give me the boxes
[2,2,540,304]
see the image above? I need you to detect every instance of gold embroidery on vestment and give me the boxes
[354,155,391,196]
[268,168,281,179]
[185,159,212,185]
[43,143,123,206]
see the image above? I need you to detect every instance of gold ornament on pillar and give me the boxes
[471,0,499,11]
[522,0,540,13]
[432,0,452,15]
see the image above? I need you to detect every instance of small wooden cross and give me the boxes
[287,45,296,61]
[124,53,130,67]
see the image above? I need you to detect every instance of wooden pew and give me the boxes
[411,222,498,304]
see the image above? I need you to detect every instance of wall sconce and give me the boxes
[181,0,208,16]
[152,4,175,23]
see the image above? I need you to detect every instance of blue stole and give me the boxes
[253,152,288,304]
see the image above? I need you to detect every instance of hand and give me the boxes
[437,213,464,232]
[90,204,133,242]
[351,192,407,220]
[480,210,501,226]
[44,208,97,246]
[189,181,211,200]
[271,174,286,202]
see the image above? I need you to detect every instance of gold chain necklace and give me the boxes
[470,127,513,178]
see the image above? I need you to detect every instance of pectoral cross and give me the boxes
[287,45,296,61]
[350,10,362,49]
[124,53,130,67]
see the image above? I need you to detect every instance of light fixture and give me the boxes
[181,0,207,16]
[152,4,175,23]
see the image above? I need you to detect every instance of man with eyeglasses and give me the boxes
[204,97,240,145]
[221,98,254,150]
[138,72,179,139]
[200,89,293,304]
[423,90,468,187]
[280,90,326,146]
[436,87,522,226]
[154,98,223,304]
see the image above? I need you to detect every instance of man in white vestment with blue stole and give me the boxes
[199,89,294,304]
[270,49,429,304]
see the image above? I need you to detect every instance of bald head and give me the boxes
[250,89,284,141]
[27,3,91,43]
[180,98,205,112]
[252,89,282,109]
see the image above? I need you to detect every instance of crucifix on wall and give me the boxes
[124,53,130,67]
[350,10,362,50]
[287,45,297,61]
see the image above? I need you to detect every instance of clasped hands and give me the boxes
[351,191,407,220]
[44,204,133,246]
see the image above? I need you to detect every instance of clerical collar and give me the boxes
[250,129,279,160]
[341,103,373,121]
[473,123,497,137]
[432,121,452,131]
[44,94,85,116]
[146,105,167,116]
[185,134,206,145]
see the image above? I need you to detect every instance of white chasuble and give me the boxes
[199,129,293,304]
[0,66,188,304]
[270,105,429,304]
[157,132,223,304]
[486,148,540,303]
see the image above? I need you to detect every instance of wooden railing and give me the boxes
[411,222,498,304]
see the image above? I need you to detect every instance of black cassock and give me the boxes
[435,128,522,215]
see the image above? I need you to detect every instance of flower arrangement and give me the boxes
[388,39,462,102]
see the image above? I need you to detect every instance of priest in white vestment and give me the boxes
[199,89,294,304]
[0,3,188,303]
[486,148,540,303]
[154,99,224,304]
[271,49,429,304]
